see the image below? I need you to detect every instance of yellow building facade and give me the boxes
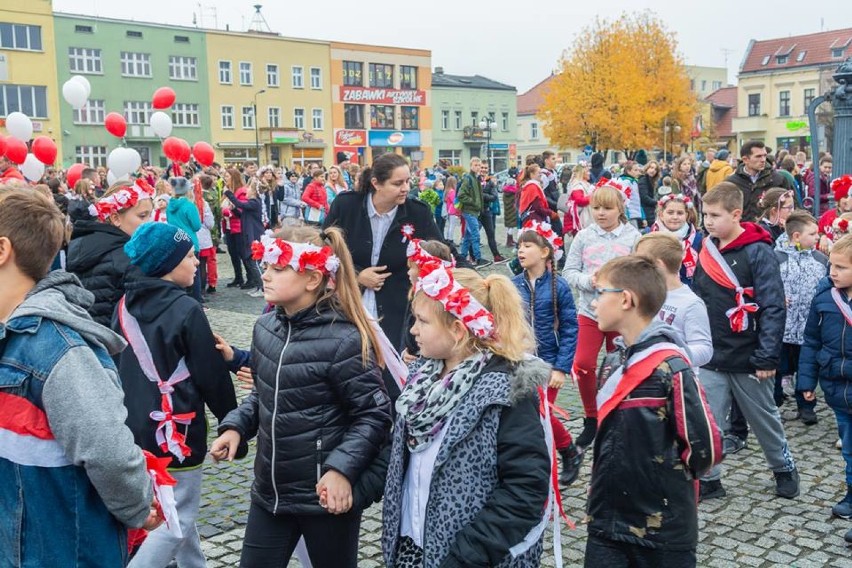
[205,31,332,169]
[0,0,63,163]
[330,42,432,166]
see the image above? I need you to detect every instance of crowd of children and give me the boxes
[7,154,852,568]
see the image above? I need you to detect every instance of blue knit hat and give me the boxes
[125,222,194,277]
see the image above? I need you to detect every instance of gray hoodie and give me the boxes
[12,271,152,527]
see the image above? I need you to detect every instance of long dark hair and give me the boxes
[517,230,559,331]
[357,153,409,193]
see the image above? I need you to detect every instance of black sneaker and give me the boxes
[558,444,584,486]
[832,487,852,518]
[699,479,727,502]
[474,258,492,268]
[575,417,597,449]
[205,286,217,294]
[239,281,257,290]
[723,435,747,455]
[226,280,244,288]
[798,408,818,425]
[774,468,800,499]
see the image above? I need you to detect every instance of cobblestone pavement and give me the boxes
[196,239,852,567]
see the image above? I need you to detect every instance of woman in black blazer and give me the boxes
[323,153,442,352]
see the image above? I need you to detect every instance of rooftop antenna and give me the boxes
[248,4,272,33]
[721,48,735,84]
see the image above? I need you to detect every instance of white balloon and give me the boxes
[107,147,142,178]
[70,75,92,98]
[149,111,173,138]
[5,111,33,141]
[62,79,88,110]
[106,171,131,186]
[21,153,45,181]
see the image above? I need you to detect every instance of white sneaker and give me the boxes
[248,288,265,298]
[837,438,843,450]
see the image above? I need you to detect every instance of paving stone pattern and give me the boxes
[196,242,852,567]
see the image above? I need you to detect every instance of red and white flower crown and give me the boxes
[406,238,455,269]
[89,178,155,221]
[658,193,694,209]
[594,177,631,201]
[833,217,850,235]
[251,232,340,277]
[416,262,495,339]
[521,220,564,262]
[831,175,852,199]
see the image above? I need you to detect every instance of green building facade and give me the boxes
[53,14,211,168]
[430,68,517,172]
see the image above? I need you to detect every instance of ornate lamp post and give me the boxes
[479,116,498,172]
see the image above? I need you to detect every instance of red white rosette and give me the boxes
[521,220,564,261]
[416,262,495,339]
[88,178,155,221]
[251,232,339,277]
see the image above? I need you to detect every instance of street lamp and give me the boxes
[253,89,266,163]
[662,117,681,163]
[478,115,497,172]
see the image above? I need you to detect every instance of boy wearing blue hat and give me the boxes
[114,222,241,568]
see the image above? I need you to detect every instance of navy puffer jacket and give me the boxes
[512,270,577,373]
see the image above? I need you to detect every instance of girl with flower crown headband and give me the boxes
[210,224,392,568]
[651,193,704,287]
[756,187,795,242]
[67,179,154,326]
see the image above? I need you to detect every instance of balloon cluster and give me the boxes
[0,110,58,181]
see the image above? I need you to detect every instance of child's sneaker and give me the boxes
[699,479,726,501]
[832,486,852,519]
[559,443,584,486]
[838,438,844,450]
[774,468,800,499]
[797,408,818,425]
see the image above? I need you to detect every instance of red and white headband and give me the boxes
[406,238,455,269]
[251,232,340,277]
[521,220,564,262]
[416,262,495,339]
[594,177,631,201]
[658,194,694,209]
[89,179,155,221]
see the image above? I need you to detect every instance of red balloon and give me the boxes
[192,141,215,167]
[5,137,28,164]
[66,163,87,188]
[152,87,176,110]
[176,138,191,164]
[31,136,58,165]
[104,112,127,138]
[0,136,6,158]
[162,136,181,162]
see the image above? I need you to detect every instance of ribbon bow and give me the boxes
[726,287,759,332]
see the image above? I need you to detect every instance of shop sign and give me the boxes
[340,86,426,106]
[271,129,300,144]
[334,129,367,147]
[368,130,421,147]
[334,146,361,165]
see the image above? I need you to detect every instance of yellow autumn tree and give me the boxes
[540,12,696,157]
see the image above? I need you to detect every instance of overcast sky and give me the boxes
[55,0,852,93]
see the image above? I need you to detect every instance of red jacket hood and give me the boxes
[719,221,773,252]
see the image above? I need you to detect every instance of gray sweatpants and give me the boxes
[128,468,206,568]
[700,369,796,481]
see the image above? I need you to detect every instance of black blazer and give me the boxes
[324,191,442,350]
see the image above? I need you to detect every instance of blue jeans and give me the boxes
[460,212,481,260]
[834,408,852,485]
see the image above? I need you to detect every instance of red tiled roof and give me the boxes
[741,27,852,74]
[705,87,738,138]
[517,74,557,115]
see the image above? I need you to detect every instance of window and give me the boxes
[441,110,449,130]
[748,93,761,116]
[701,80,707,91]
[242,106,254,129]
[761,56,770,66]
[797,51,807,62]
[471,111,478,124]
[690,79,695,90]
[75,25,93,33]
[239,62,253,85]
[310,67,322,90]
[400,65,417,89]
[172,103,200,127]
[401,106,418,130]
[221,105,234,129]
[776,55,788,65]
[438,149,462,166]
[68,47,102,74]
[712,81,722,91]
[73,99,105,124]
[293,108,305,130]
[343,61,363,86]
[530,122,539,139]
[123,101,152,125]
[0,23,42,51]
[292,66,304,89]
[174,35,190,43]
[312,108,324,130]
[219,61,232,84]
[501,112,509,131]
[0,85,48,118]
[368,63,394,88]
[75,145,108,167]
[804,88,816,112]
[344,104,364,129]
[370,105,395,129]
[169,56,197,81]
[126,30,143,39]
[832,47,846,59]
[121,52,151,77]
[454,110,462,130]
[779,90,791,117]
[266,64,279,87]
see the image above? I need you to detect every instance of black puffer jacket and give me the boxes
[724,163,793,222]
[66,221,134,326]
[219,300,392,515]
[589,323,721,551]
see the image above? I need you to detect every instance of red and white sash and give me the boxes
[831,288,852,326]
[596,342,690,425]
[118,296,196,462]
[697,238,758,332]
